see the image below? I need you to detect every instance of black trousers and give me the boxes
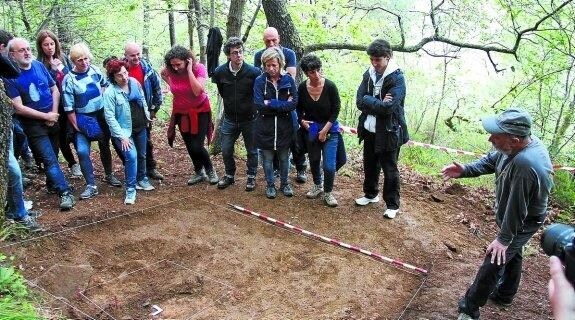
[362,131,401,209]
[458,230,536,318]
[180,112,213,174]
[146,125,157,171]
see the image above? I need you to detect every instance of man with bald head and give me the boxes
[124,41,164,180]
[253,27,297,78]
[254,27,307,183]
[5,37,75,211]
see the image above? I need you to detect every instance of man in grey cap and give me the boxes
[441,108,553,320]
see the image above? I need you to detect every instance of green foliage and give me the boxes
[551,171,575,222]
[0,255,39,319]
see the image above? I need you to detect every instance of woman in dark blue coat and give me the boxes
[253,47,298,199]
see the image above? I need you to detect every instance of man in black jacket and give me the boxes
[355,39,409,219]
[212,37,261,191]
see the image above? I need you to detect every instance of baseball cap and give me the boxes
[482,108,532,136]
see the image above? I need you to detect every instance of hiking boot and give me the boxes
[59,191,76,211]
[136,177,155,191]
[266,186,277,199]
[5,210,42,221]
[324,192,338,207]
[306,184,323,199]
[148,168,164,180]
[245,177,256,192]
[124,188,137,205]
[80,185,99,199]
[217,176,235,189]
[206,170,219,185]
[70,163,83,178]
[19,215,43,232]
[488,292,513,307]
[296,170,307,183]
[187,171,206,185]
[383,208,399,219]
[281,184,294,197]
[355,195,380,206]
[103,173,122,187]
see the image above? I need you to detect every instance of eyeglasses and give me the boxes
[230,50,243,56]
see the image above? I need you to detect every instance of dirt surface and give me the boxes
[0,128,557,319]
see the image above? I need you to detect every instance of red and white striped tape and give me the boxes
[338,124,575,172]
[228,203,428,275]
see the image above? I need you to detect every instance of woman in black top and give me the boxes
[296,54,341,207]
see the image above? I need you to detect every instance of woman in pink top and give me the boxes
[161,45,218,185]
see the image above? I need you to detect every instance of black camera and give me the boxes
[541,223,575,285]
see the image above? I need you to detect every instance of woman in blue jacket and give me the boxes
[253,47,297,199]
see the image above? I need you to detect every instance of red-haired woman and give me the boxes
[102,59,152,205]
[161,45,218,185]
[35,30,81,178]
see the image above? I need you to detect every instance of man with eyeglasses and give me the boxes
[4,37,75,211]
[124,42,164,181]
[211,37,260,191]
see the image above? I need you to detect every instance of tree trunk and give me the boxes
[54,6,73,51]
[0,83,12,220]
[226,0,245,38]
[209,0,215,28]
[430,57,449,144]
[261,0,304,83]
[142,0,151,59]
[188,0,195,51]
[167,0,176,47]
[192,0,206,64]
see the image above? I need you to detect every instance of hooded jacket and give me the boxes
[253,72,297,150]
[356,60,409,152]
[212,61,261,123]
[138,59,163,113]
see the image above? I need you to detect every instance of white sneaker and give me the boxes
[457,313,478,320]
[355,195,380,206]
[383,208,399,219]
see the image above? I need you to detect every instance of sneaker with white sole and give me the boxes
[306,184,323,199]
[80,185,99,199]
[355,195,380,206]
[383,208,399,219]
[70,163,83,178]
[206,170,219,185]
[136,177,155,191]
[124,188,137,205]
[187,170,207,185]
[324,192,338,207]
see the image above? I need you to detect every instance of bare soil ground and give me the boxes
[0,128,556,319]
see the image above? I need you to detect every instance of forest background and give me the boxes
[1,0,575,216]
[1,0,575,317]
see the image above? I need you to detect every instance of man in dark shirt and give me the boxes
[212,37,260,191]
[442,108,553,320]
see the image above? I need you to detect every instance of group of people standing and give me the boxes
[1,26,410,232]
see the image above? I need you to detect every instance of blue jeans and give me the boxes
[25,123,70,195]
[220,117,257,178]
[309,132,338,193]
[6,128,26,219]
[113,129,147,189]
[75,132,115,186]
[261,149,289,187]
